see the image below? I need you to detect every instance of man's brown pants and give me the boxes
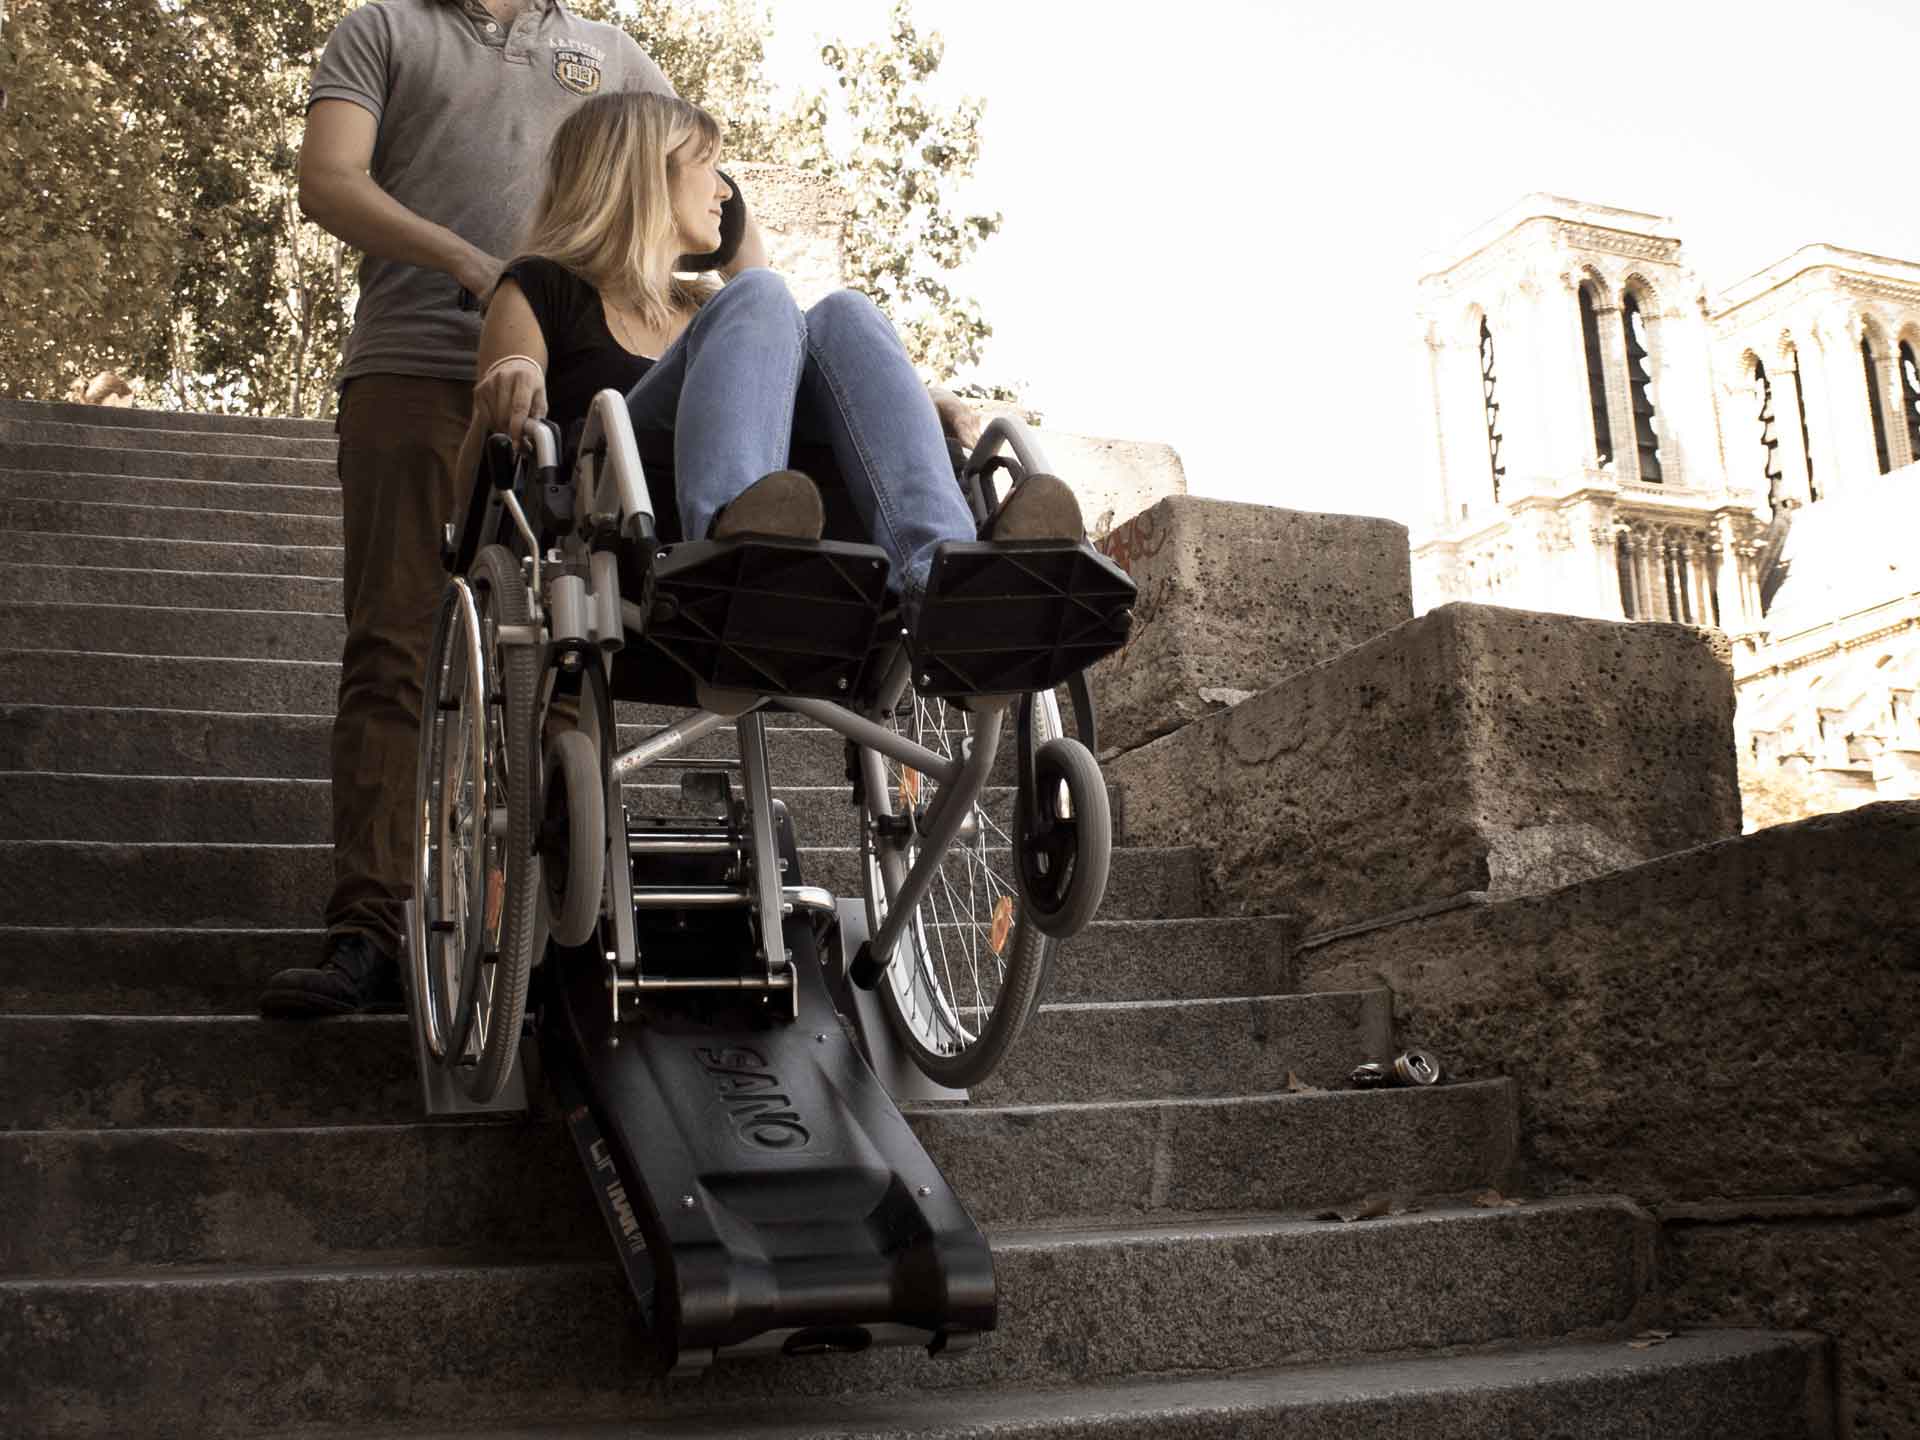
[327,375,472,960]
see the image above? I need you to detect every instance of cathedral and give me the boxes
[1412,194,1920,824]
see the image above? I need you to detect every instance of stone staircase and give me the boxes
[0,399,1830,1437]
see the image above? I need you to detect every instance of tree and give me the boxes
[0,0,1007,413]
[787,2,1002,382]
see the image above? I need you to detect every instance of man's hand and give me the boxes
[452,249,506,309]
[930,386,985,449]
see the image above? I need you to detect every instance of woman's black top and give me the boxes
[499,255,656,434]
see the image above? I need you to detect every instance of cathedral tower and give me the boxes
[1413,195,1767,629]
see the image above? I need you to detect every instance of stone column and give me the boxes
[1691,541,1716,628]
[1775,362,1814,506]
[1871,344,1909,471]
[1597,302,1640,482]
[1591,520,1627,619]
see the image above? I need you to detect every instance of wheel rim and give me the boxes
[865,694,1056,1062]
[415,579,489,1062]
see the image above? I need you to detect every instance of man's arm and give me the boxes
[298,99,503,301]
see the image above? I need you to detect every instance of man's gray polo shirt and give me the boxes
[309,0,672,385]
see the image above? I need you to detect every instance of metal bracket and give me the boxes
[401,900,530,1118]
[834,899,967,1106]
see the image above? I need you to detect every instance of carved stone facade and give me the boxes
[1412,194,1920,823]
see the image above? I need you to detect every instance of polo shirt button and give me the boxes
[484,20,498,31]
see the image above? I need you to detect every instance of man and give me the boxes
[261,0,675,1015]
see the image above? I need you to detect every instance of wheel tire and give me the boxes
[1015,735,1112,940]
[411,576,488,1063]
[458,543,541,1104]
[860,691,1058,1088]
[543,728,606,948]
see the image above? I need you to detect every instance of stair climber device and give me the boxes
[405,394,1131,1377]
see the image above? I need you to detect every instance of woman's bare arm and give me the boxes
[454,281,552,485]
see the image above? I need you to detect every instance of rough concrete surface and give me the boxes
[1109,601,1741,933]
[1085,497,1412,759]
[1301,801,1920,1204]
[1664,1207,1917,1440]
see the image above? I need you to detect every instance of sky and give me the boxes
[762,0,1919,526]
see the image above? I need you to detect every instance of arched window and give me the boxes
[1622,291,1662,482]
[1577,283,1614,466]
[1479,316,1505,502]
[1862,334,1892,474]
[1786,342,1818,502]
[1752,356,1782,505]
[1901,341,1920,465]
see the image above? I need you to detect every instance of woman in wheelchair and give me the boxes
[456,88,1085,639]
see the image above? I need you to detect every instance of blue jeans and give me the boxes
[624,268,976,596]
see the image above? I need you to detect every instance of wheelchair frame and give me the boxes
[406,388,1128,1371]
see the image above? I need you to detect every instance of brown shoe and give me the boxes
[985,472,1083,543]
[710,470,824,541]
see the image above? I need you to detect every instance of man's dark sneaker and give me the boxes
[260,933,404,1018]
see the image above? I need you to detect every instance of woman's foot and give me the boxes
[984,472,1083,543]
[710,469,823,541]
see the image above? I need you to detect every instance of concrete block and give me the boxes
[1109,602,1741,933]
[1089,497,1413,758]
[1664,1206,1917,1440]
[1301,802,1920,1204]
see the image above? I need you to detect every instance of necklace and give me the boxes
[604,301,650,356]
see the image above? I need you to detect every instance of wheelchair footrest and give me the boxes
[910,539,1137,697]
[643,537,892,700]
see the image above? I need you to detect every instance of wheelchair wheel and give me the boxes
[411,576,488,1064]
[861,692,1060,1088]
[542,727,606,948]
[453,544,542,1102]
[1014,735,1112,939]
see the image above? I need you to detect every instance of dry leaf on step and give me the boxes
[1627,1330,1675,1350]
[1317,1192,1394,1223]
[1472,1189,1522,1208]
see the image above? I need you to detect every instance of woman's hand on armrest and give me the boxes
[470,280,551,449]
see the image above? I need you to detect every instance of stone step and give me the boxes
[0,398,335,439]
[0,494,340,546]
[0,418,338,461]
[0,1199,1655,1436]
[0,468,336,525]
[2,440,334,487]
[288,1334,1833,1440]
[0,771,1017,849]
[0,562,343,613]
[0,1081,1517,1273]
[3,601,342,661]
[0,528,343,578]
[0,840,1204,928]
[0,989,1383,1128]
[0,914,1297,1014]
[0,704,851,782]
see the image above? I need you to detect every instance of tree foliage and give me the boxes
[786,2,1002,381]
[0,0,1003,412]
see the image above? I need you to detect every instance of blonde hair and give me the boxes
[518,90,722,331]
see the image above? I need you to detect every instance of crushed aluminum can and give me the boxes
[1349,1049,1443,1089]
[1348,1061,1392,1089]
[1394,1049,1441,1086]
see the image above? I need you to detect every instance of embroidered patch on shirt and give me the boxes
[553,48,603,95]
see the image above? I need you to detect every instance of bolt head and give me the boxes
[916,1185,932,1197]
[680,1194,696,1209]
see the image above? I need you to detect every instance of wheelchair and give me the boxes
[404,388,1134,1370]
